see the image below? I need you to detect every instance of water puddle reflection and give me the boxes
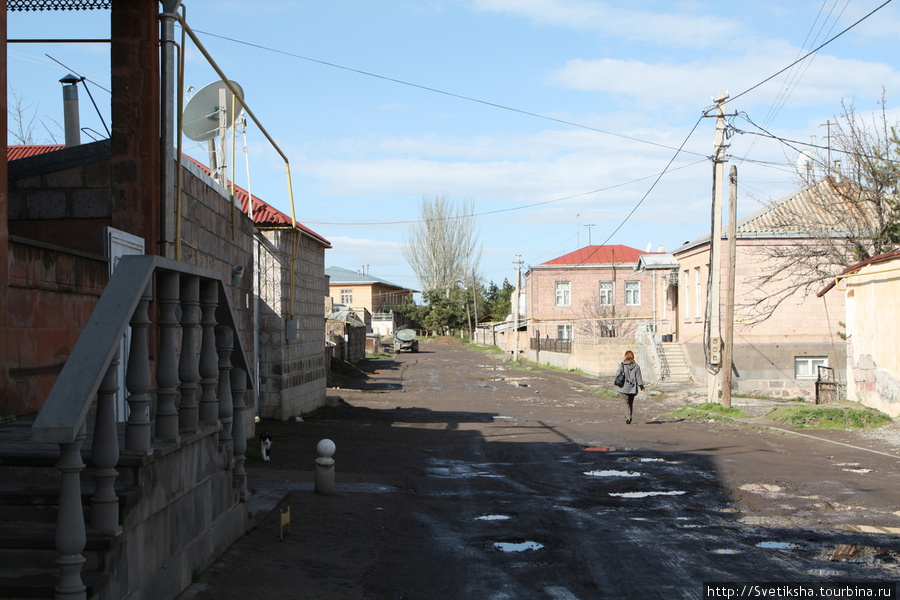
[494,541,544,552]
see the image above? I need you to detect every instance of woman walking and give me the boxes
[615,350,645,424]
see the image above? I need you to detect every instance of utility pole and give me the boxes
[819,120,833,174]
[513,255,522,355]
[721,166,738,408]
[707,93,729,404]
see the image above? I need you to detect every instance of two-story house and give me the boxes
[325,266,416,336]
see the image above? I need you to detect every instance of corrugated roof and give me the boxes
[325,266,414,292]
[183,155,330,247]
[7,144,64,160]
[539,245,649,267]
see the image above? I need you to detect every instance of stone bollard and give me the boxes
[315,439,336,495]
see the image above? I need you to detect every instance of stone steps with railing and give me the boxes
[0,255,254,600]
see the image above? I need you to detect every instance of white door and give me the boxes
[104,227,145,422]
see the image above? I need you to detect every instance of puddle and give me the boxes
[585,447,617,452]
[494,541,544,553]
[819,545,897,563]
[756,541,797,550]
[609,490,687,498]
[711,549,741,555]
[584,470,642,478]
[475,514,512,521]
[494,415,515,420]
[807,568,843,577]
[842,468,873,474]
[618,456,667,463]
[740,483,783,494]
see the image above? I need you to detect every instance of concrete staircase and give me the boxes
[0,420,117,599]
[660,342,692,382]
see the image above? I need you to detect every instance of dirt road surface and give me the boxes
[179,340,900,599]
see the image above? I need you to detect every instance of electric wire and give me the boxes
[725,0,895,106]
[188,27,708,159]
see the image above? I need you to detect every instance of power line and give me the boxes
[303,159,708,227]
[726,0,895,105]
[188,27,708,159]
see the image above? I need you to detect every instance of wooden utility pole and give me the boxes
[707,93,728,404]
[513,255,522,354]
[721,166,738,408]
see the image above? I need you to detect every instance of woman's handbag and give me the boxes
[614,370,626,387]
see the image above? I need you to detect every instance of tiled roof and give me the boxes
[539,245,649,267]
[183,155,330,247]
[7,144,64,160]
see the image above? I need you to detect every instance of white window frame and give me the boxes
[557,324,573,340]
[795,356,828,380]
[340,289,353,304]
[625,280,641,306]
[555,281,571,307]
[598,281,614,306]
[694,266,702,319]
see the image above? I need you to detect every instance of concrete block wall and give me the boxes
[525,337,633,377]
[257,228,327,420]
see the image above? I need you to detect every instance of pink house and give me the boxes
[524,245,675,343]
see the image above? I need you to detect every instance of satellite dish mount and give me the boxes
[182,80,244,183]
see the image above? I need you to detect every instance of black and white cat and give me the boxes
[259,432,273,462]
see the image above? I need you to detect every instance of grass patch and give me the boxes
[671,402,750,423]
[766,405,890,430]
[466,343,505,354]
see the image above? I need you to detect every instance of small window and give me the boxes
[625,281,640,306]
[555,281,571,307]
[557,324,573,340]
[795,356,828,379]
[340,289,353,304]
[598,281,613,306]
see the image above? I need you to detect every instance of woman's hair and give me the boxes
[624,350,635,362]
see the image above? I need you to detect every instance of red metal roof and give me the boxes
[540,245,649,266]
[182,155,330,247]
[7,145,64,160]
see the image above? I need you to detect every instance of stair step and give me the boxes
[0,568,108,599]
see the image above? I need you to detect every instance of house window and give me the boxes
[555,281,571,307]
[598,281,613,306]
[694,266,702,318]
[625,281,640,306]
[795,356,828,379]
[683,270,690,319]
[557,324,573,340]
[340,289,353,304]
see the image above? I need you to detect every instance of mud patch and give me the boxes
[819,544,898,564]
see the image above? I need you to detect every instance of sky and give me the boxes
[7,0,900,293]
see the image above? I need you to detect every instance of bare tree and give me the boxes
[741,96,900,323]
[7,89,62,145]
[575,294,639,338]
[403,196,482,295]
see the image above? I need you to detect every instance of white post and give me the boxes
[315,439,336,495]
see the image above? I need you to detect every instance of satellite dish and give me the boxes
[182,80,244,142]
[646,242,653,252]
[797,150,814,176]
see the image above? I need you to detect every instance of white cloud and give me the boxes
[467,0,740,47]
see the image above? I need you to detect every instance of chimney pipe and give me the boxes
[59,74,81,147]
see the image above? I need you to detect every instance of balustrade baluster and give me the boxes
[198,279,220,424]
[91,353,121,533]
[179,275,201,433]
[156,271,181,442]
[231,368,249,499]
[216,325,234,446]
[125,283,152,453]
[55,424,87,600]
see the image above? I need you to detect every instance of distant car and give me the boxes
[393,328,419,353]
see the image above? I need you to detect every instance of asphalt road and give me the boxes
[179,340,900,600]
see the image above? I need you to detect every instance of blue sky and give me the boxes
[8,1,900,292]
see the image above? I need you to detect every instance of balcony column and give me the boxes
[156,271,180,442]
[91,353,121,533]
[215,325,234,447]
[198,279,220,424]
[178,275,201,433]
[231,367,249,499]
[125,282,152,453]
[54,424,87,600]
